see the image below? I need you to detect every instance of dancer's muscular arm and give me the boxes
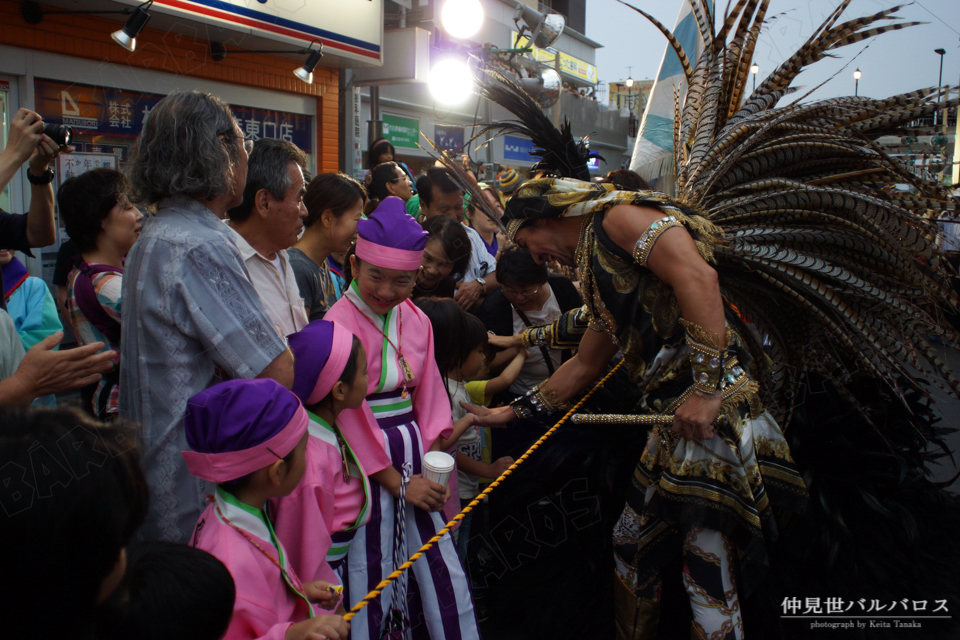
[604,203,724,440]
[462,328,618,425]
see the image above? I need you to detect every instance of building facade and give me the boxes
[0,0,364,281]
[343,0,632,182]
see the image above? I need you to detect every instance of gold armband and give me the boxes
[632,215,683,266]
[520,326,549,348]
[680,318,729,395]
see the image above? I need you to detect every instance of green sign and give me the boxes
[383,114,420,149]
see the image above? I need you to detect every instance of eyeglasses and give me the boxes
[219,130,256,156]
[502,285,540,299]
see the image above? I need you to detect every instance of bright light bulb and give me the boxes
[429,58,474,105]
[625,77,634,87]
[441,0,484,39]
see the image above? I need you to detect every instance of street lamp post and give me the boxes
[853,68,861,97]
[750,63,758,92]
[934,48,946,127]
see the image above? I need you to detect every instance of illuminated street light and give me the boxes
[429,58,474,104]
[442,0,484,39]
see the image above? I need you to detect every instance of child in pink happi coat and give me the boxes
[182,378,350,640]
[272,319,375,608]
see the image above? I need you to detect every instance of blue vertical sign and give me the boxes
[434,125,464,152]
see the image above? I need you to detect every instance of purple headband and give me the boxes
[181,379,307,483]
[289,320,357,406]
[355,196,427,271]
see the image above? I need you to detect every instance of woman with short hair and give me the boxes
[59,168,142,418]
[412,215,471,300]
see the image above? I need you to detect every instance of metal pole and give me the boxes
[855,78,858,97]
[484,97,493,171]
[552,51,562,128]
[935,49,945,126]
[938,56,944,129]
[367,85,383,158]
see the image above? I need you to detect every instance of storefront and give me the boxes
[0,0,381,281]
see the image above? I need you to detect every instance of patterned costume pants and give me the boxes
[617,522,743,640]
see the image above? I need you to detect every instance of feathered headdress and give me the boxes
[470,0,960,417]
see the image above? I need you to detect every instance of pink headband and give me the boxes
[355,236,424,271]
[308,323,355,404]
[181,404,308,483]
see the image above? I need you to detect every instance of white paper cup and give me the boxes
[422,451,456,488]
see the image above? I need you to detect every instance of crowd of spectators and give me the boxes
[0,86,668,640]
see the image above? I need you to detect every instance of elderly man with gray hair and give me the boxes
[120,89,294,542]
[227,138,309,338]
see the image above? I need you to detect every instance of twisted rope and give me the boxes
[343,360,625,622]
[385,462,412,631]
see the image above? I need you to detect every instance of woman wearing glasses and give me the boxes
[476,246,581,401]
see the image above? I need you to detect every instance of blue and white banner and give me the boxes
[630,1,713,189]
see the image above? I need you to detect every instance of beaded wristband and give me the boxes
[510,381,570,419]
[632,215,683,266]
[680,318,729,395]
[689,338,724,394]
[535,380,571,413]
[511,388,548,420]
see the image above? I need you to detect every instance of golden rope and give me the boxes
[342,359,625,622]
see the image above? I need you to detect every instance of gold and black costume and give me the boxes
[430,1,960,636]
[510,179,807,636]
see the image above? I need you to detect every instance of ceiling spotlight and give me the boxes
[441,0,484,40]
[111,0,153,52]
[294,41,324,84]
[517,64,561,108]
[209,39,323,85]
[514,3,565,49]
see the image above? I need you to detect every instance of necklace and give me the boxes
[574,213,620,345]
[311,410,352,484]
[213,499,315,617]
[347,296,415,398]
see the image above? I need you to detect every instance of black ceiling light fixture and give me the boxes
[111,1,155,52]
[210,39,324,84]
[21,0,134,25]
[20,0,154,53]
